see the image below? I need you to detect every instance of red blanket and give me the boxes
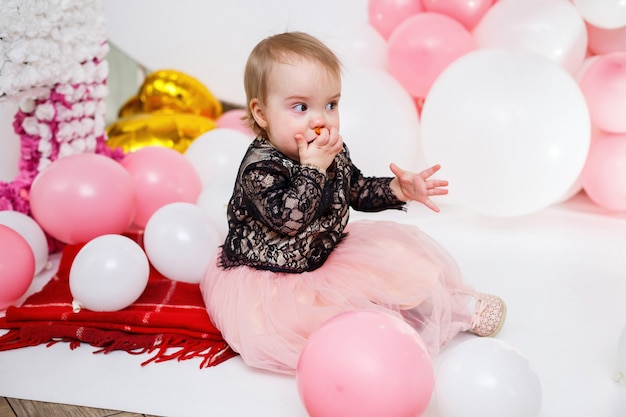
[0,239,237,368]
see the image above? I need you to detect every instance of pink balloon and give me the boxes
[582,132,626,211]
[297,310,434,417]
[423,0,494,30]
[368,0,423,40]
[0,224,35,310]
[387,12,476,99]
[216,109,254,137]
[30,153,135,244]
[587,22,626,55]
[121,146,203,229]
[579,52,626,133]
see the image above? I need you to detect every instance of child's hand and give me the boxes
[389,163,448,212]
[295,127,343,171]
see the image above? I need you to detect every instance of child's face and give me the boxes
[251,58,341,162]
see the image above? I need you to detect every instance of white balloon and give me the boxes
[421,48,590,217]
[473,0,587,75]
[144,202,221,284]
[323,23,387,69]
[0,100,21,182]
[340,67,421,177]
[184,128,251,187]
[0,210,49,275]
[573,0,626,30]
[70,234,150,312]
[435,338,542,417]
[196,179,234,242]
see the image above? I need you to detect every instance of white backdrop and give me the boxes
[103,0,370,105]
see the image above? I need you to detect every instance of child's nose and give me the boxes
[311,113,326,132]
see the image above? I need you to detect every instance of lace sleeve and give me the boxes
[348,162,406,212]
[241,161,327,236]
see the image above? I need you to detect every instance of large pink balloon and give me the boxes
[121,146,203,229]
[30,153,135,244]
[587,22,626,55]
[387,12,475,99]
[297,310,434,417]
[422,0,494,30]
[368,0,423,40]
[582,133,626,211]
[0,224,35,310]
[579,52,626,133]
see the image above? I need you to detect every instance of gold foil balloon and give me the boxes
[118,95,143,118]
[106,112,217,153]
[139,70,223,119]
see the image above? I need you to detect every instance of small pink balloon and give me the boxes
[582,132,626,211]
[30,153,135,244]
[0,224,35,310]
[297,310,434,417]
[387,12,476,99]
[579,52,626,133]
[368,0,423,40]
[216,109,254,137]
[423,0,494,30]
[121,146,203,229]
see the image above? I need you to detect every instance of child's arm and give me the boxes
[389,163,448,212]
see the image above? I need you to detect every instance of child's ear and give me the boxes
[250,98,268,129]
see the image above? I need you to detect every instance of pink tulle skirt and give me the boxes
[201,220,475,374]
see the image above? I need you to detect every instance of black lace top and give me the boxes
[219,136,406,273]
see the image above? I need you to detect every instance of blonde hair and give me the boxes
[243,32,342,135]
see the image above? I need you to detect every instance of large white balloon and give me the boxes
[573,0,626,30]
[144,202,221,284]
[196,179,234,242]
[324,23,387,70]
[70,234,150,312]
[184,128,251,187]
[0,210,49,275]
[473,0,587,75]
[435,338,542,417]
[340,67,421,177]
[421,48,590,217]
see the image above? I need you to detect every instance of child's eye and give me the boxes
[326,101,338,110]
[294,103,308,112]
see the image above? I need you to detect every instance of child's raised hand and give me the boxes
[389,163,449,212]
[296,127,343,171]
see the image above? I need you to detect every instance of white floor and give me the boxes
[1,192,625,417]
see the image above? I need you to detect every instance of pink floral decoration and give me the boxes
[0,0,126,252]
